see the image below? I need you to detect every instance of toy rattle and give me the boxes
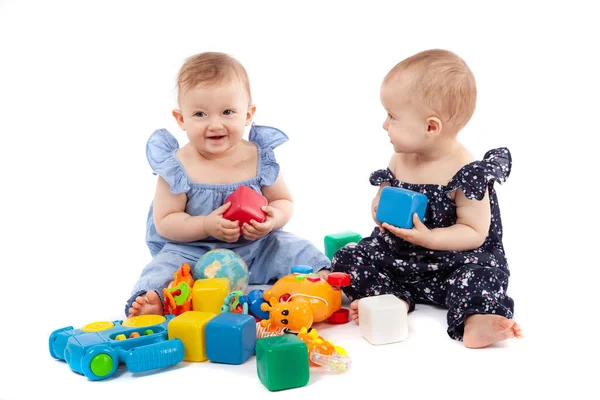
[220,290,249,314]
[163,263,194,316]
[297,327,351,373]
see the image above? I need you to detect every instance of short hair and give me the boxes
[384,49,477,131]
[176,52,252,103]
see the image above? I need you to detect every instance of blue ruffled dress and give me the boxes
[125,125,330,314]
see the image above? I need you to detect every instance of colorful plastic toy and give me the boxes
[168,311,217,362]
[296,327,351,373]
[163,263,194,316]
[263,268,351,324]
[260,296,314,333]
[247,289,270,320]
[220,290,249,314]
[222,185,268,227]
[256,335,310,391]
[49,314,184,381]
[324,231,363,260]
[193,248,249,292]
[376,186,428,229]
[358,294,409,345]
[205,312,256,365]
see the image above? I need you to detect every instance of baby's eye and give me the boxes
[223,109,235,116]
[194,111,207,117]
[388,113,394,120]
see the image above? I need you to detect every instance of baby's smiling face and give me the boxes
[174,79,255,158]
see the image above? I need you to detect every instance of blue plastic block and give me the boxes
[376,186,428,229]
[205,313,256,365]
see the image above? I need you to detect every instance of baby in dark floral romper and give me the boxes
[332,49,523,348]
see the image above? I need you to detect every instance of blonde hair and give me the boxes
[177,52,252,103]
[384,49,477,132]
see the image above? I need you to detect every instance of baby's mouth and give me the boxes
[207,135,226,141]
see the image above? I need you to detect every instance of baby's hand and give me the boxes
[204,202,240,243]
[382,213,433,248]
[242,206,277,241]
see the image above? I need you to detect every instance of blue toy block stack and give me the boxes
[205,313,256,365]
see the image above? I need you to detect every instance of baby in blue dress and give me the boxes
[127,52,330,317]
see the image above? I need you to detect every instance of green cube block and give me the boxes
[324,231,363,260]
[256,335,309,391]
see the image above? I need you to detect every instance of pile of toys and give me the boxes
[49,263,354,390]
[49,185,424,390]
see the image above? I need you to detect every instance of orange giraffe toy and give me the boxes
[260,296,314,333]
[262,271,351,323]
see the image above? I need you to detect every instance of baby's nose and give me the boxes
[208,118,224,130]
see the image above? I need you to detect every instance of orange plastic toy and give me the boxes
[262,270,351,324]
[163,264,195,316]
[259,296,313,333]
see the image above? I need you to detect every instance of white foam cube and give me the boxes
[359,294,408,345]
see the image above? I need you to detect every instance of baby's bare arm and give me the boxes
[428,189,491,251]
[153,176,210,242]
[261,173,294,230]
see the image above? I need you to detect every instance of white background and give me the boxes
[1,0,598,399]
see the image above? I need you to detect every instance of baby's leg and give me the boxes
[247,231,332,284]
[445,264,522,348]
[125,249,197,317]
[331,238,412,325]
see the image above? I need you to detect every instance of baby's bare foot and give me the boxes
[349,300,359,325]
[128,290,163,317]
[463,314,523,349]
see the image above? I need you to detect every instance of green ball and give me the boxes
[193,249,249,292]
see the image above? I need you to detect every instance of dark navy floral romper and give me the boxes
[332,148,514,341]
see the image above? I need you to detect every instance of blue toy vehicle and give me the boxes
[49,314,184,381]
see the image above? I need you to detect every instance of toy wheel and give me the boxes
[81,345,118,381]
[327,272,351,287]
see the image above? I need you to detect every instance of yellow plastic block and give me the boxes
[168,311,216,362]
[192,278,230,314]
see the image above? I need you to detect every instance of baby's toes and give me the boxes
[135,296,147,306]
[513,322,524,338]
[145,290,160,305]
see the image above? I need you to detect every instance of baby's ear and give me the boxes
[245,104,257,126]
[426,116,442,137]
[172,109,185,129]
